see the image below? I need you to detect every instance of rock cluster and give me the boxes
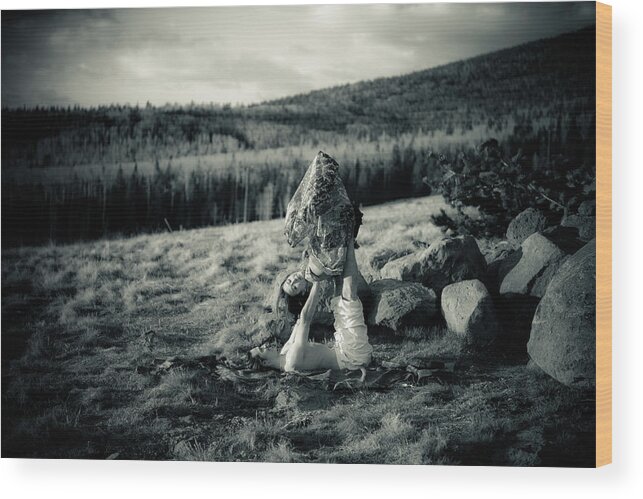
[370,234,491,343]
[300,203,596,388]
[497,207,596,387]
[380,235,487,295]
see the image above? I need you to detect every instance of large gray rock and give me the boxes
[441,280,500,343]
[561,214,595,242]
[506,208,548,248]
[367,279,438,332]
[380,235,486,296]
[528,239,596,387]
[485,247,521,295]
[368,247,413,272]
[500,233,566,297]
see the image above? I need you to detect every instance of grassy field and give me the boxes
[1,195,594,465]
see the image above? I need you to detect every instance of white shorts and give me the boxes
[331,296,373,370]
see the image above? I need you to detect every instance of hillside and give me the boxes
[2,26,595,167]
[262,25,596,133]
[2,196,594,464]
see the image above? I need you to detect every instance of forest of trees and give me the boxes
[1,26,596,247]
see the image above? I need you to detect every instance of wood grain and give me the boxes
[596,1,612,468]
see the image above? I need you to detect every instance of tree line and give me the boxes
[2,108,594,247]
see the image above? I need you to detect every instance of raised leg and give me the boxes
[341,238,359,301]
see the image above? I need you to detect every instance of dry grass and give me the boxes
[1,195,595,465]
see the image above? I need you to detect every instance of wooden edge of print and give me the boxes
[595,1,612,468]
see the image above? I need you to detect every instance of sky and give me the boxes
[1,2,596,108]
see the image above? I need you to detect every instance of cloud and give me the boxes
[1,3,595,107]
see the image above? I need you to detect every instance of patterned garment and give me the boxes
[285,151,355,277]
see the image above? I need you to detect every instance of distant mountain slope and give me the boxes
[2,26,595,167]
[252,25,596,133]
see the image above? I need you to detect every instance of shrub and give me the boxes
[432,139,595,237]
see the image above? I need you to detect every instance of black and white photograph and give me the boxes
[2,1,600,466]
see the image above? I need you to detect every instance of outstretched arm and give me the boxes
[297,281,322,338]
[283,281,322,371]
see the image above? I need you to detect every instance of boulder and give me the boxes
[506,208,548,248]
[368,247,413,272]
[367,279,438,332]
[528,239,596,387]
[380,252,416,281]
[441,280,500,343]
[485,247,521,295]
[500,233,566,297]
[561,214,595,242]
[380,235,486,296]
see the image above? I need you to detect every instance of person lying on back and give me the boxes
[251,237,372,374]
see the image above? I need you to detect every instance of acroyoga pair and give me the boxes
[250,151,373,376]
